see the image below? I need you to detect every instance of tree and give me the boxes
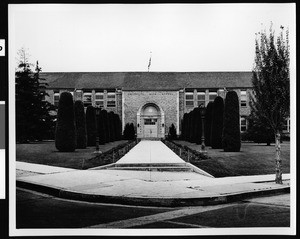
[194,107,202,145]
[102,110,110,143]
[55,92,76,152]
[16,48,55,142]
[251,25,290,184]
[245,110,274,145]
[129,123,136,140]
[168,123,177,140]
[108,111,116,142]
[222,91,241,152]
[98,109,106,145]
[123,123,130,140]
[74,100,87,149]
[204,102,213,146]
[114,113,122,140]
[185,113,191,142]
[181,113,188,140]
[189,109,196,143]
[86,106,96,146]
[210,96,224,149]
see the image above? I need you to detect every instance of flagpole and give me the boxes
[148,51,152,72]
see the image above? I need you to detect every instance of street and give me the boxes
[16,187,290,229]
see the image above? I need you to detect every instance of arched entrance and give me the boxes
[137,103,165,139]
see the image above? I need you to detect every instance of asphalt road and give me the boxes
[16,187,290,229]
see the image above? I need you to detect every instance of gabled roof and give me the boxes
[40,71,253,90]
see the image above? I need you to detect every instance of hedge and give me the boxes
[210,96,224,149]
[74,100,87,149]
[222,91,241,152]
[55,92,76,152]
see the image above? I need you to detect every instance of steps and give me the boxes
[114,163,192,172]
[98,163,192,172]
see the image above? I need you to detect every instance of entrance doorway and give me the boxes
[144,118,158,138]
[137,103,165,139]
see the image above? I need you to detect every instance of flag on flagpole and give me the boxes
[148,52,152,72]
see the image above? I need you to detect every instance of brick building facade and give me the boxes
[41,72,289,139]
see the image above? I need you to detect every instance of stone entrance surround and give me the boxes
[123,91,180,139]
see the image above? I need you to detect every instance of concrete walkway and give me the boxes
[16,141,290,207]
[116,140,184,164]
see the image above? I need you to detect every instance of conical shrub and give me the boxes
[211,96,224,149]
[74,100,87,149]
[222,91,241,152]
[194,107,202,145]
[108,111,116,142]
[86,105,96,146]
[55,92,76,152]
[204,102,213,146]
[98,109,106,145]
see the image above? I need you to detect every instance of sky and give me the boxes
[9,3,295,72]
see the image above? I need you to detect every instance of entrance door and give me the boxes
[144,118,158,138]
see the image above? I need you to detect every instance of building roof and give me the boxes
[40,72,253,90]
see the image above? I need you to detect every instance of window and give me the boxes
[74,90,82,100]
[283,118,290,132]
[144,118,157,125]
[83,92,92,107]
[107,92,116,107]
[197,92,205,107]
[185,92,194,107]
[240,116,247,132]
[241,90,247,107]
[54,92,60,107]
[209,91,217,102]
[218,89,224,96]
[95,92,104,107]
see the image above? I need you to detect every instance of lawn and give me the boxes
[16,140,291,177]
[16,140,128,169]
[175,140,290,177]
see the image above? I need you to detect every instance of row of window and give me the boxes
[185,90,247,108]
[53,91,116,108]
[239,117,290,133]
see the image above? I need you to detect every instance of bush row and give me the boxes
[180,91,241,152]
[162,139,210,161]
[83,139,140,169]
[55,92,123,152]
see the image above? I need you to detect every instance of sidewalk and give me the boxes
[16,141,290,207]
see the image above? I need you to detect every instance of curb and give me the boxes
[17,179,290,207]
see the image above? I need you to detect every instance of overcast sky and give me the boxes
[9,3,295,72]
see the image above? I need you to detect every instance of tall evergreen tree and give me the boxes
[222,91,241,152]
[123,123,130,140]
[186,112,192,142]
[86,106,96,146]
[102,110,110,143]
[108,111,116,142]
[98,109,106,145]
[189,109,196,143]
[168,123,177,140]
[204,102,213,146]
[74,100,87,149]
[251,25,290,184]
[245,110,274,145]
[55,92,76,152]
[194,107,202,145]
[211,96,224,149]
[114,113,122,140]
[129,123,135,140]
[181,113,187,140]
[16,48,55,142]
